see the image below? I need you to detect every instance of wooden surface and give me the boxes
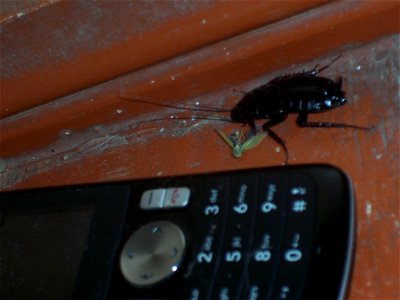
[1,0,328,118]
[0,1,399,299]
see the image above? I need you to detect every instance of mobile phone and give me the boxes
[0,164,354,300]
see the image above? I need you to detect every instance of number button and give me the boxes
[225,250,241,262]
[233,203,248,214]
[197,252,213,263]
[261,201,277,213]
[254,250,272,262]
[284,249,302,262]
[204,205,219,216]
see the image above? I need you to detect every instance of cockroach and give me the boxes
[118,55,371,163]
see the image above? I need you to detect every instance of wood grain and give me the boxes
[0,2,399,299]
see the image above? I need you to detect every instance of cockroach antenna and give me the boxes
[117,96,231,113]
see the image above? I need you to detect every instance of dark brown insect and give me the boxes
[119,56,371,163]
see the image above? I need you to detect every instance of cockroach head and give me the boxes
[230,93,257,125]
[322,77,347,110]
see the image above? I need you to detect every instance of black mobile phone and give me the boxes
[0,164,354,300]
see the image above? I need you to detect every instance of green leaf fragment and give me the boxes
[215,129,267,158]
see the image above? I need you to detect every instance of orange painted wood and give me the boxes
[0,1,399,299]
[1,1,399,158]
[1,0,328,118]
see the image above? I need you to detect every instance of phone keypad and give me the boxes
[127,170,317,300]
